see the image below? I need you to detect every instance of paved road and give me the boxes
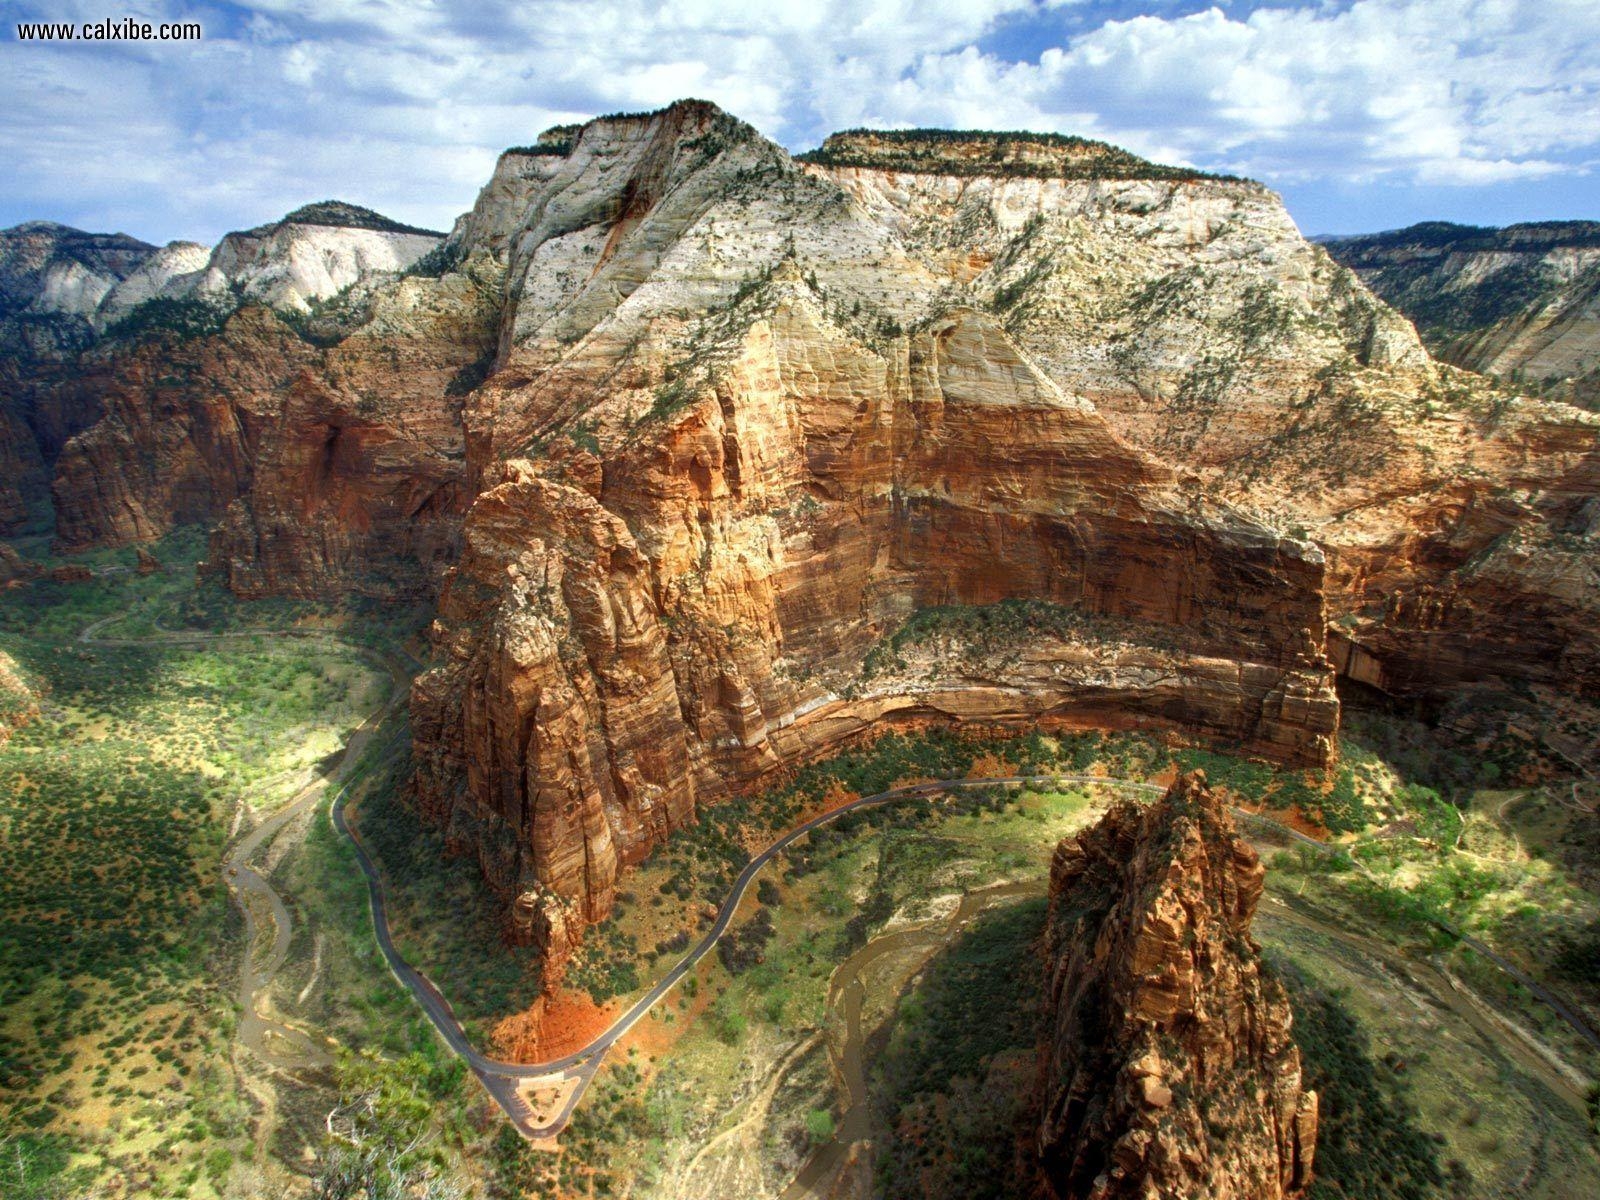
[75,598,1600,1142]
[76,606,415,1068]
[334,772,1162,1138]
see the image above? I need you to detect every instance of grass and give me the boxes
[346,757,545,1038]
[1273,958,1455,1200]
[0,527,399,1197]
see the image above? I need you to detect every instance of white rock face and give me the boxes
[191,222,441,312]
[0,221,158,320]
[97,241,211,325]
[30,256,119,318]
[450,149,571,260]
[4,205,441,331]
[437,105,1446,513]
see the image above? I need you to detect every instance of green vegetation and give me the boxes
[0,527,401,1195]
[859,598,1182,679]
[0,1132,95,1199]
[402,238,465,280]
[312,1047,476,1199]
[271,718,441,1060]
[259,200,445,239]
[873,898,1045,1200]
[798,127,1242,183]
[804,1107,835,1143]
[104,295,232,343]
[349,758,545,1034]
[503,122,581,157]
[1275,959,1454,1200]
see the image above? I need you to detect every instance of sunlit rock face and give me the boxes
[10,103,1597,960]
[403,105,1351,971]
[1324,221,1600,412]
[1032,772,1318,1200]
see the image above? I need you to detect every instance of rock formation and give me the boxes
[0,206,448,542]
[1032,771,1317,1200]
[402,105,1352,976]
[4,102,1597,966]
[1324,221,1600,410]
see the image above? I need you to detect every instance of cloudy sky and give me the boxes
[3,0,1597,244]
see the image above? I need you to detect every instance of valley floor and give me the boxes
[3,527,1598,1200]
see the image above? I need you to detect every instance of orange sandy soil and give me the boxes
[619,952,721,1063]
[492,990,621,1062]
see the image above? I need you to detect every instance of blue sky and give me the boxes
[3,0,1597,244]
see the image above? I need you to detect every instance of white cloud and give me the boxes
[0,0,1596,242]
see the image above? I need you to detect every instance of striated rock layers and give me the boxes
[9,103,1598,969]
[1033,772,1317,1200]
[0,206,450,547]
[1324,221,1600,410]
[403,106,1346,977]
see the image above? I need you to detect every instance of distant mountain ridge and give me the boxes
[796,127,1242,183]
[245,200,446,239]
[1323,220,1600,408]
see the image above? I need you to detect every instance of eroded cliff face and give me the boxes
[1323,221,1600,410]
[3,205,456,558]
[0,222,158,531]
[803,137,1600,704]
[1032,772,1317,1200]
[11,103,1598,971]
[398,106,1343,975]
[46,251,496,597]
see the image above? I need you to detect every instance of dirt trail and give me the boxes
[1260,895,1593,1114]
[76,606,412,1072]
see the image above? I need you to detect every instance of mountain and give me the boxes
[1031,772,1318,1199]
[0,205,446,541]
[3,100,1597,980]
[1323,221,1600,410]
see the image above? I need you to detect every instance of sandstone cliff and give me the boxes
[804,135,1599,705]
[8,103,1598,970]
[404,106,1338,978]
[1033,772,1317,1200]
[0,221,156,530]
[1324,221,1600,410]
[1,206,449,544]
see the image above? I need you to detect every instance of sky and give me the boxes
[2,0,1597,245]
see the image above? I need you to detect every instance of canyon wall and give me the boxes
[1324,221,1600,410]
[404,107,1339,974]
[5,103,1596,964]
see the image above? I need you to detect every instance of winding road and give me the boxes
[335,773,1163,1138]
[71,599,1600,1149]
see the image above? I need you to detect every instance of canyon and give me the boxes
[1325,221,1600,411]
[2,101,1596,979]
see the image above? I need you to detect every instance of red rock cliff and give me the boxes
[1033,772,1317,1199]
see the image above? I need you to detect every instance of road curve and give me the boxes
[75,600,1600,1142]
[333,772,1164,1137]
